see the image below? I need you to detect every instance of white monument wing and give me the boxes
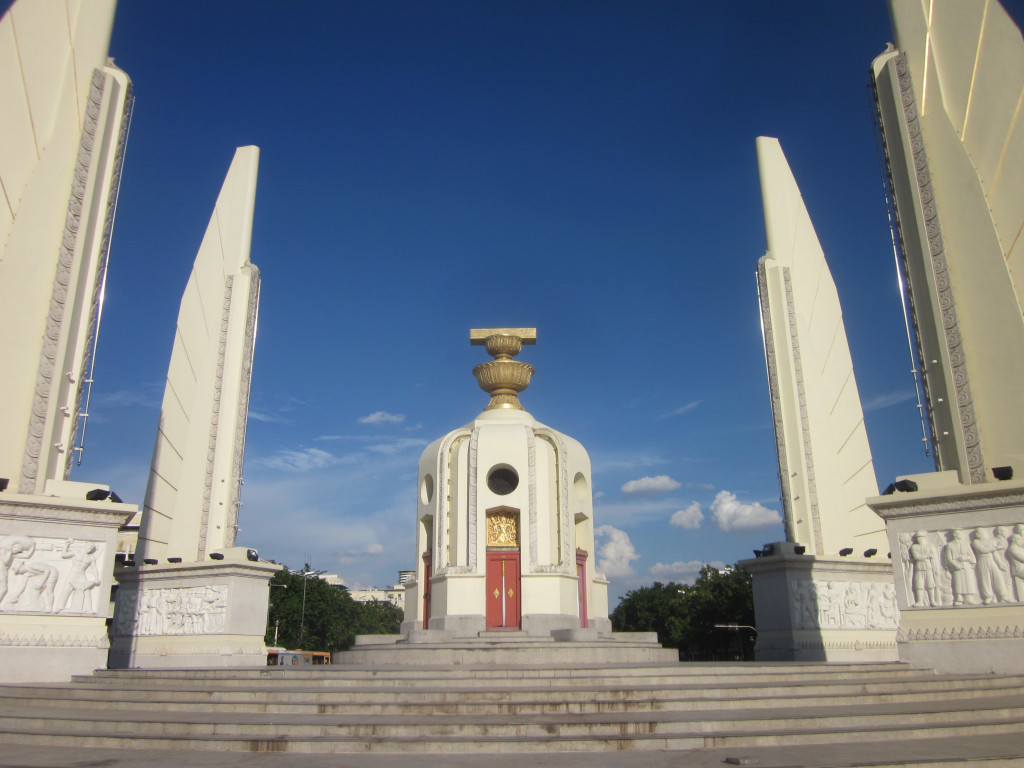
[756,136,885,558]
[139,147,261,563]
[0,0,130,493]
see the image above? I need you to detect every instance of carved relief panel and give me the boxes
[898,523,1024,609]
[789,579,899,631]
[114,584,228,636]
[0,535,105,615]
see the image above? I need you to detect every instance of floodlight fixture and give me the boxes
[839,547,853,556]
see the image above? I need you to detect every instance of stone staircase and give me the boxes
[0,659,1022,757]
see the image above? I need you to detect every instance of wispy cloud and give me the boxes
[255,447,353,472]
[358,411,405,425]
[670,502,703,530]
[366,437,427,455]
[648,559,726,582]
[590,452,670,473]
[248,410,293,424]
[595,525,640,578]
[92,386,162,410]
[622,475,681,496]
[658,400,701,419]
[862,390,916,412]
[710,490,782,532]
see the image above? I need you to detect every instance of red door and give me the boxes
[576,550,588,628]
[486,552,521,629]
[422,550,432,630]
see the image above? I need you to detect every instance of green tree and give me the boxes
[610,564,755,660]
[264,567,406,653]
[353,599,404,635]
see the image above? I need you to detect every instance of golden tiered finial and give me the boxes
[470,328,537,410]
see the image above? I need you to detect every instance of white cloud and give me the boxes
[621,475,681,496]
[862,390,916,412]
[248,410,293,424]
[710,490,782,532]
[659,400,700,419]
[256,447,351,472]
[366,437,428,455]
[358,411,405,425]
[594,525,640,578]
[670,502,703,530]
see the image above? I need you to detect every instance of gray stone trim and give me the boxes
[226,266,260,547]
[757,256,795,543]
[20,70,107,492]
[0,631,109,648]
[783,268,823,554]
[900,624,1024,641]
[891,52,984,483]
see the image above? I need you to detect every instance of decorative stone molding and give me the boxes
[0,631,109,648]
[890,52,984,482]
[434,429,471,576]
[758,638,897,652]
[534,429,574,576]
[874,489,1024,520]
[227,265,260,546]
[20,67,132,492]
[757,256,795,543]
[899,624,1024,642]
[784,269,823,554]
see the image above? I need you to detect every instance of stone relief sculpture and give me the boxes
[1009,525,1024,601]
[789,579,899,631]
[55,540,102,614]
[944,529,979,606]
[973,527,1012,605]
[115,585,228,636]
[0,535,104,615]
[908,531,941,607]
[901,523,1024,608]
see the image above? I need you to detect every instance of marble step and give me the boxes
[1,675,1021,714]
[0,708,1022,754]
[72,663,941,689]
[1,694,1022,738]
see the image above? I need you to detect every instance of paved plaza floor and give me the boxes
[3,733,1024,768]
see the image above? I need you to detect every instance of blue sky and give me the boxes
[47,1,1020,604]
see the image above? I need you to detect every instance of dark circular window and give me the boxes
[487,466,519,495]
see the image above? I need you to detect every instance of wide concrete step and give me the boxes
[2,675,1021,715]
[72,662,942,690]
[2,695,1022,738]
[2,661,1021,757]
[1,712,1022,754]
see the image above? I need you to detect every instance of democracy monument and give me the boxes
[0,0,1021,729]
[0,0,1024,760]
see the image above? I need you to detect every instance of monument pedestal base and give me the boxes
[0,490,136,683]
[741,542,899,662]
[109,555,280,669]
[869,473,1024,674]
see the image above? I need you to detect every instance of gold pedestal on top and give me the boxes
[470,328,536,411]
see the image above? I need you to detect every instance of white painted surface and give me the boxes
[875,1,1024,480]
[137,147,261,564]
[756,137,887,559]
[0,0,127,494]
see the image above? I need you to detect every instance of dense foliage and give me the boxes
[610,564,755,660]
[264,566,404,653]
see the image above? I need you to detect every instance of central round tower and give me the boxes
[402,328,610,638]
